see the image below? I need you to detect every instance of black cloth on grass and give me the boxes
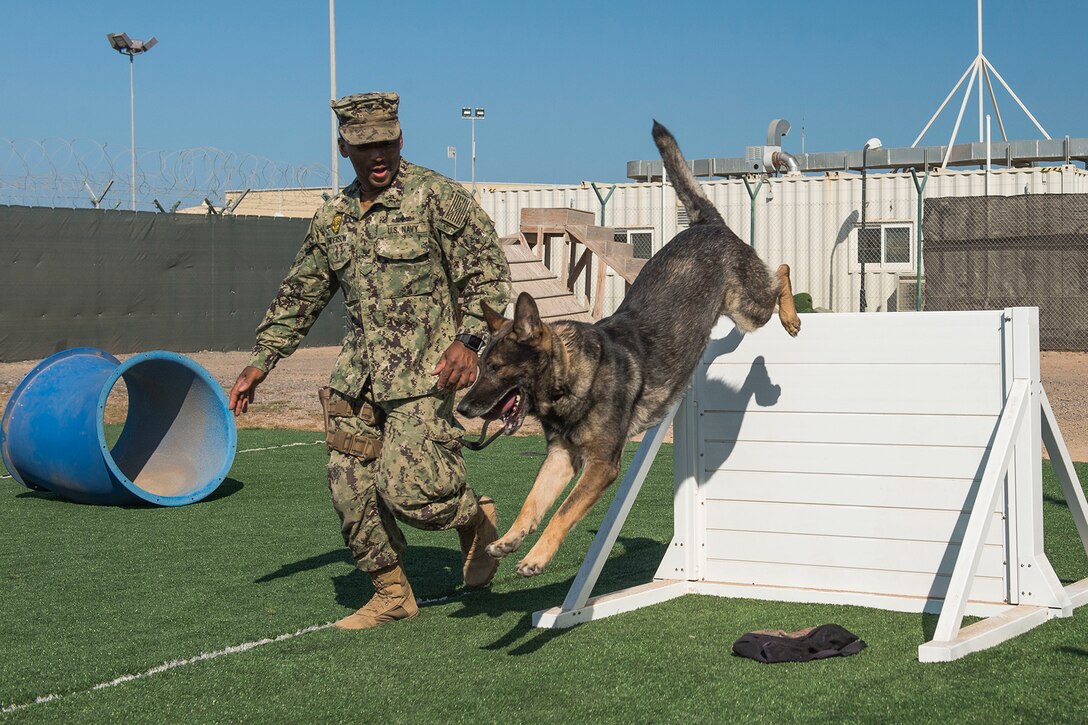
[732,624,866,663]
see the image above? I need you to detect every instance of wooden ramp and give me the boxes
[502,241,595,323]
[503,208,647,322]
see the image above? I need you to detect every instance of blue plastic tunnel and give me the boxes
[1,348,237,506]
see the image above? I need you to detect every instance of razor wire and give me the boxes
[0,138,332,213]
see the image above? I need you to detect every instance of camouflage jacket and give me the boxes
[248,160,511,401]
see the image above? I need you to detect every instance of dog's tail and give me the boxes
[652,120,724,227]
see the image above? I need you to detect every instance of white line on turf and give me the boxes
[89,621,336,692]
[0,591,469,714]
[1,441,322,482]
[237,440,323,454]
[2,437,467,712]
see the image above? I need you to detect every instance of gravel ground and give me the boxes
[2,346,1086,461]
[0,346,533,441]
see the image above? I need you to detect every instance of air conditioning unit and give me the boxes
[897,274,925,311]
[745,145,781,174]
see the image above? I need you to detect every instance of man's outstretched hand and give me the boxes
[431,341,478,391]
[229,366,267,415]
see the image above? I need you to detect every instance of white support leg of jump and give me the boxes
[1007,308,1071,615]
[532,401,687,629]
[1040,388,1088,562]
[1040,387,1088,608]
[919,380,1031,662]
[918,379,1088,662]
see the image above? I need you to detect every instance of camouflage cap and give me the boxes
[332,92,401,145]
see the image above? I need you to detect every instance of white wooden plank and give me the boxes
[701,411,999,448]
[704,440,990,480]
[705,530,1006,578]
[704,500,1006,546]
[918,606,1049,663]
[702,559,1007,603]
[700,471,978,511]
[656,392,698,581]
[690,581,1012,617]
[533,580,689,629]
[1067,578,1088,607]
[672,391,703,580]
[704,310,1005,366]
[932,380,1028,643]
[700,363,1003,416]
[1040,388,1088,557]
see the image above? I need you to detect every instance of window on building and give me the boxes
[855,223,913,271]
[614,228,654,259]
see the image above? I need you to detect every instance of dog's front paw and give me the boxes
[486,534,524,559]
[515,557,547,577]
[515,543,554,576]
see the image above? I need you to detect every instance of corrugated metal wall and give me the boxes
[479,166,1088,315]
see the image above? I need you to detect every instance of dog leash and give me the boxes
[462,419,504,451]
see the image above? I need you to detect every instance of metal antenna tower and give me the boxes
[911,0,1050,167]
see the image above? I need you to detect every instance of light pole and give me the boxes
[859,137,881,312]
[329,0,338,194]
[461,106,485,194]
[107,33,157,212]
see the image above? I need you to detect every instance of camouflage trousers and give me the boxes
[322,385,480,573]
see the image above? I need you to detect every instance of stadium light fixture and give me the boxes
[106,32,158,211]
[461,106,486,194]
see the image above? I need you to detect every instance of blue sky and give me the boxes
[4,0,1087,185]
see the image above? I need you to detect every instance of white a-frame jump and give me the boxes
[533,308,1088,662]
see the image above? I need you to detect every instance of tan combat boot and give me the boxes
[334,563,419,630]
[457,496,500,588]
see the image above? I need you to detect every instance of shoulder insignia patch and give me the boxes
[331,213,343,234]
[440,193,471,231]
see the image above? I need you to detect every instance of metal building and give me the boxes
[477,163,1088,315]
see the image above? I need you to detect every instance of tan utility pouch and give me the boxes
[325,429,383,461]
[318,386,383,462]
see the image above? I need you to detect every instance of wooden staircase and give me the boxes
[501,208,647,323]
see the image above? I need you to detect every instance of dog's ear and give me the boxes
[481,301,508,334]
[512,292,543,343]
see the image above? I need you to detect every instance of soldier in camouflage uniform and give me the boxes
[229,92,511,630]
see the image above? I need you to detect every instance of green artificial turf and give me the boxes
[2,429,1087,724]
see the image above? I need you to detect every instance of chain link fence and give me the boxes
[922,194,1088,351]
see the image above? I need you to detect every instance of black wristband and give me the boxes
[455,333,485,353]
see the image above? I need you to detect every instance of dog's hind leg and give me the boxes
[486,443,577,560]
[515,457,621,577]
[776,264,801,337]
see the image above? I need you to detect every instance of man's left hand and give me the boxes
[432,341,478,390]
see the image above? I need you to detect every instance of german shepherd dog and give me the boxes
[457,121,801,577]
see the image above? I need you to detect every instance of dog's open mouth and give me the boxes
[481,388,528,435]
